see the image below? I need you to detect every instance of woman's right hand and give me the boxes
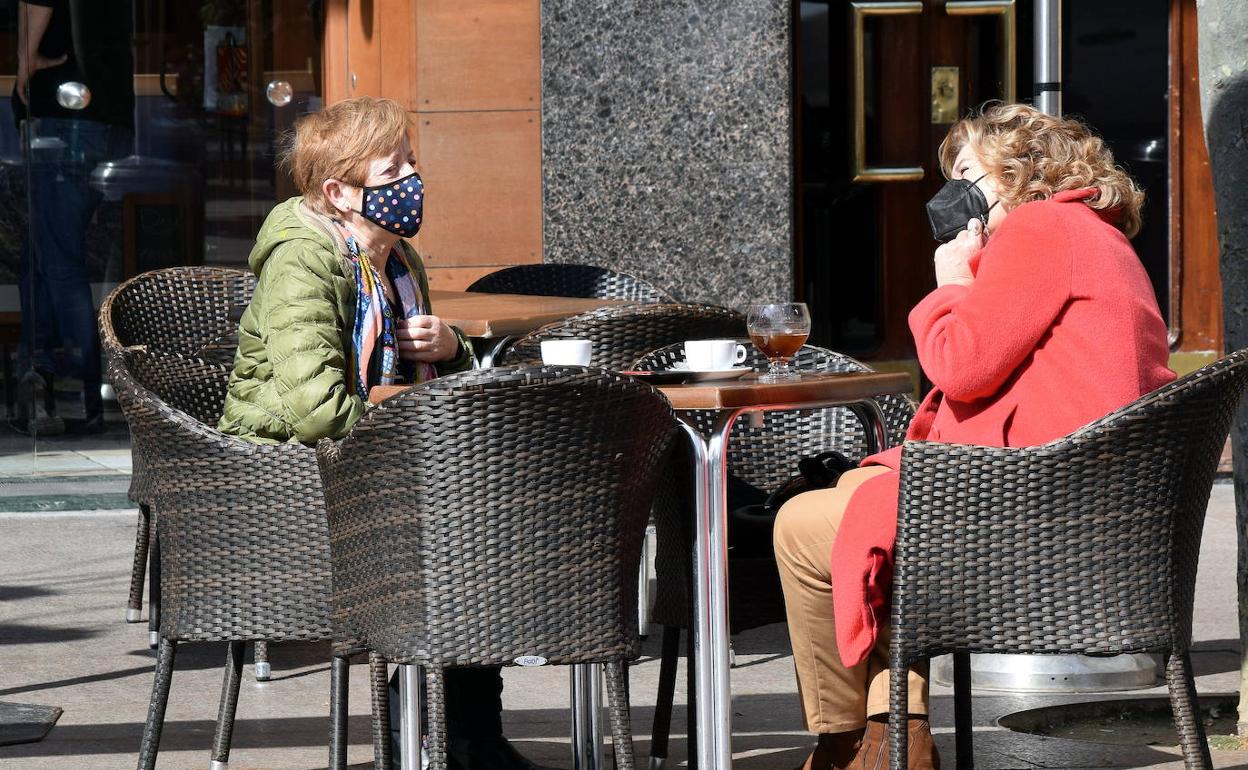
[933,218,985,288]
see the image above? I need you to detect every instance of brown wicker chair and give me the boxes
[99,267,256,636]
[632,342,915,768]
[888,350,1248,770]
[112,348,387,770]
[501,302,746,371]
[467,263,674,303]
[316,365,677,770]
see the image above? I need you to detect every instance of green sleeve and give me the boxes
[261,242,366,442]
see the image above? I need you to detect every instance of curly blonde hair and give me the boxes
[938,102,1145,238]
[281,96,413,217]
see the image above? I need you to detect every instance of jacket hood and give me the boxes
[248,197,344,275]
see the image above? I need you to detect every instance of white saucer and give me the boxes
[668,363,752,381]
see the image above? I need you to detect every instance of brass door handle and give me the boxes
[945,0,1017,102]
[850,1,925,183]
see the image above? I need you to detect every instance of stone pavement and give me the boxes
[0,477,1246,769]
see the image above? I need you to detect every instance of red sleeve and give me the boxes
[908,202,1073,401]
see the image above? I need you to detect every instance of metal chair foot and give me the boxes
[209,761,228,770]
[126,608,142,623]
[649,757,665,770]
[149,632,159,649]
[253,661,271,681]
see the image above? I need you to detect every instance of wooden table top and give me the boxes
[428,290,626,339]
[368,370,912,410]
[653,370,913,410]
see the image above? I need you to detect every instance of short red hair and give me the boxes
[281,96,413,217]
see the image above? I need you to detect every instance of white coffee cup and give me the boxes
[541,339,592,366]
[684,339,747,371]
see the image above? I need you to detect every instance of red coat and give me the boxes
[829,188,1175,667]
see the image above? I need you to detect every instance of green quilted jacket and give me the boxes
[218,197,473,444]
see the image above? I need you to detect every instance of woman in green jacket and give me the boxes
[220,97,543,770]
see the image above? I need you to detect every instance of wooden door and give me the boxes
[796,0,1016,362]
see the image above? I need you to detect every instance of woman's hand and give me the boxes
[933,218,986,288]
[395,315,460,362]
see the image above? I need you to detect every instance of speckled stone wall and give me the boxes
[541,1,793,307]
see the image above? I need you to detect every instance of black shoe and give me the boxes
[392,734,558,770]
[449,734,558,770]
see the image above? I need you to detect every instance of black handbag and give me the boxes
[727,450,856,556]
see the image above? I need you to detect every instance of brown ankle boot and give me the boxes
[851,717,940,770]
[797,729,866,770]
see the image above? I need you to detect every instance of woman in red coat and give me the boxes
[773,103,1175,770]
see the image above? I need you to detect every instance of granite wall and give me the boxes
[540,0,793,308]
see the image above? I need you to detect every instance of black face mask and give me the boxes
[925,173,998,243]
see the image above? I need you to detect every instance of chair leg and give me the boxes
[126,504,151,623]
[209,640,246,770]
[425,667,447,770]
[253,640,271,681]
[888,650,909,770]
[952,652,974,769]
[148,527,161,649]
[1165,650,1213,769]
[136,638,177,770]
[329,654,350,770]
[605,660,635,770]
[369,652,392,770]
[649,626,681,769]
[685,625,697,770]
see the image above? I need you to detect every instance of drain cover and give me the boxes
[999,696,1238,746]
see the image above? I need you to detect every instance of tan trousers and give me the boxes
[773,466,929,733]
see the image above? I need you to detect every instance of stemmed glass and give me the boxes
[746,303,811,383]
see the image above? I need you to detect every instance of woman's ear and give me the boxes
[322,178,357,215]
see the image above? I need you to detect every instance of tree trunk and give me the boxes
[1197,0,1248,736]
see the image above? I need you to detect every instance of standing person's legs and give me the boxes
[21,118,121,426]
[388,665,556,770]
[773,466,936,769]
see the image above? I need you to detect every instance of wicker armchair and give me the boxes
[501,303,746,371]
[888,350,1248,770]
[467,263,674,303]
[316,366,677,770]
[112,348,387,770]
[99,267,256,632]
[632,342,915,768]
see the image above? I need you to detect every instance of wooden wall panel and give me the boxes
[1173,0,1222,354]
[346,0,382,97]
[378,0,418,108]
[411,112,543,268]
[414,0,541,111]
[425,265,503,291]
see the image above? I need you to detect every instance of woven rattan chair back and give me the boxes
[317,366,676,770]
[466,263,673,303]
[99,266,255,366]
[888,350,1248,770]
[115,348,333,644]
[502,303,745,371]
[318,365,675,665]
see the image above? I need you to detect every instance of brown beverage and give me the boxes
[749,330,808,361]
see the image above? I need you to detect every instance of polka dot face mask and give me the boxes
[360,171,424,238]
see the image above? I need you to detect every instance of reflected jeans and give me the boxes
[18,117,131,416]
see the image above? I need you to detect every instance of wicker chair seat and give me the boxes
[887,350,1248,770]
[317,365,677,770]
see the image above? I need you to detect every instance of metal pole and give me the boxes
[399,664,422,770]
[569,664,603,770]
[1034,0,1062,115]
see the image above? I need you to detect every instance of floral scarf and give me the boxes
[342,231,438,396]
